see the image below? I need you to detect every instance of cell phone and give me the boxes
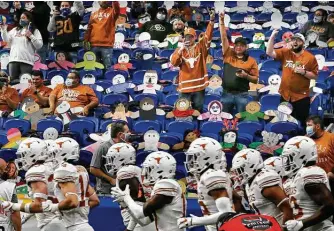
[236,69,243,73]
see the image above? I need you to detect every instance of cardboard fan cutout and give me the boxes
[205,75,223,96]
[134,13,151,29]
[262,12,290,30]
[83,124,112,153]
[284,1,309,13]
[105,74,135,94]
[75,51,104,70]
[274,32,294,49]
[43,127,59,141]
[0,2,10,14]
[119,1,131,15]
[113,53,133,72]
[103,102,130,122]
[48,51,75,71]
[166,98,200,122]
[315,54,334,71]
[135,70,163,94]
[305,31,328,48]
[255,1,279,13]
[158,34,181,49]
[290,12,309,30]
[214,1,230,13]
[0,50,9,71]
[249,33,266,50]
[131,32,157,51]
[55,101,80,130]
[249,131,284,155]
[81,73,104,92]
[236,101,269,122]
[311,2,334,12]
[113,32,131,49]
[229,32,243,48]
[220,118,245,152]
[20,97,49,130]
[220,14,237,30]
[236,15,262,30]
[13,73,32,94]
[172,129,200,151]
[198,100,233,121]
[258,74,281,94]
[116,12,131,30]
[229,1,255,13]
[3,128,27,149]
[265,102,298,124]
[48,75,65,89]
[130,97,165,120]
[137,129,170,152]
[32,54,48,71]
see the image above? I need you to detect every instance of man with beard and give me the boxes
[266,31,318,129]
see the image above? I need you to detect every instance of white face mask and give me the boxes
[156,13,166,21]
[65,78,74,87]
[306,126,315,137]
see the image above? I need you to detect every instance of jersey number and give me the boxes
[198,201,210,216]
[56,19,74,36]
[290,196,303,219]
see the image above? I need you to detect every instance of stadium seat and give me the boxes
[248,49,266,63]
[160,49,175,59]
[230,13,248,23]
[36,119,63,134]
[282,12,298,23]
[133,120,161,133]
[165,93,179,106]
[95,80,112,90]
[99,119,112,132]
[104,69,129,81]
[238,133,253,146]
[260,94,281,111]
[237,121,263,137]
[175,165,187,180]
[102,94,128,105]
[166,121,195,135]
[78,150,93,168]
[132,70,147,84]
[136,151,150,166]
[204,94,221,110]
[159,133,181,147]
[69,119,96,146]
[133,93,159,106]
[46,70,68,80]
[112,48,133,64]
[0,149,17,162]
[317,71,331,83]
[261,60,281,73]
[83,117,100,133]
[259,70,275,85]
[255,13,272,22]
[161,70,178,82]
[310,94,324,118]
[265,122,299,140]
[173,152,186,166]
[200,121,224,139]
[0,133,8,147]
[3,119,31,135]
[306,48,327,57]
[79,69,103,79]
[214,49,223,59]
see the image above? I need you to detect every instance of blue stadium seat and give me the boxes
[112,49,133,64]
[77,49,85,61]
[230,13,248,23]
[136,151,150,166]
[241,31,255,43]
[201,133,220,141]
[265,122,299,139]
[161,70,178,82]
[0,133,8,147]
[214,49,223,59]
[200,121,224,135]
[166,121,195,135]
[132,70,147,84]
[213,30,221,38]
[259,70,275,85]
[36,119,63,134]
[317,71,331,83]
[46,70,68,80]
[173,152,186,166]
[83,117,100,133]
[3,119,31,135]
[95,80,112,90]
[175,165,187,180]
[79,69,103,79]
[78,150,93,168]
[327,49,334,61]
[165,94,179,106]
[81,13,91,24]
[310,94,324,118]
[105,69,128,81]
[99,119,112,132]
[0,149,17,162]
[238,133,253,146]
[237,121,263,137]
[160,49,175,59]
[134,93,159,106]
[306,48,327,57]
[159,133,181,147]
[261,60,281,73]
[248,49,266,63]
[102,94,128,105]
[69,119,96,146]
[133,120,161,133]
[283,12,298,23]
[260,94,281,111]
[255,13,272,22]
[203,94,221,111]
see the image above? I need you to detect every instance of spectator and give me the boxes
[219,12,259,114]
[12,1,25,26]
[328,13,334,25]
[267,31,318,128]
[140,7,174,42]
[0,72,19,113]
[188,12,206,31]
[170,11,215,111]
[301,9,334,47]
[84,1,120,70]
[48,1,85,62]
[90,121,130,194]
[172,18,185,36]
[0,11,43,83]
[306,115,334,173]
[49,70,99,115]
[21,70,51,107]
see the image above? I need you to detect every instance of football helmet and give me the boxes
[185,137,226,175]
[231,149,263,186]
[15,138,49,170]
[141,151,176,186]
[105,143,136,175]
[54,137,80,162]
[54,162,79,183]
[281,136,317,177]
[263,157,284,177]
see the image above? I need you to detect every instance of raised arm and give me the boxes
[112,1,120,23]
[266,29,279,59]
[219,12,230,55]
[74,1,85,17]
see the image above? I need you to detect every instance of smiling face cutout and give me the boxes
[112,74,126,85]
[175,98,191,112]
[208,100,223,115]
[43,127,59,140]
[208,75,223,89]
[245,101,261,114]
[224,131,237,144]
[268,75,281,86]
[143,70,158,84]
[140,97,154,111]
[118,53,130,64]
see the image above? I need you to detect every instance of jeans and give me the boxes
[37,44,49,64]
[179,90,205,112]
[221,92,249,114]
[8,62,33,82]
[91,47,113,70]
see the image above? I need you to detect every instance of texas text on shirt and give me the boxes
[274,48,318,102]
[170,21,213,93]
[315,131,334,173]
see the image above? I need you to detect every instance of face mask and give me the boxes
[65,78,74,87]
[156,13,166,21]
[19,19,29,27]
[60,8,71,17]
[313,15,323,23]
[306,126,315,137]
[120,132,130,143]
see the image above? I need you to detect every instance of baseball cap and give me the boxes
[184,27,196,37]
[292,33,305,43]
[234,37,248,46]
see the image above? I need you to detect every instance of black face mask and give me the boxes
[293,45,303,53]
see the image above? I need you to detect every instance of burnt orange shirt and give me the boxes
[0,87,20,112]
[50,84,98,108]
[21,85,52,107]
[275,48,318,102]
[316,131,334,173]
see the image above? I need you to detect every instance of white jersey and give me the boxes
[197,169,233,231]
[151,179,186,231]
[0,179,16,231]
[287,166,334,231]
[54,166,90,228]
[25,162,61,229]
[246,169,283,224]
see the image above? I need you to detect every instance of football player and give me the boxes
[231,149,293,225]
[105,143,154,231]
[263,156,284,177]
[282,136,334,231]
[111,151,186,231]
[177,137,234,231]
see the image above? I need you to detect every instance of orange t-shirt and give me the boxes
[50,84,99,109]
[21,85,52,106]
[275,48,318,102]
[316,131,334,173]
[0,87,20,112]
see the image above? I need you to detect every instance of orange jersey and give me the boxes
[0,87,20,112]
[315,131,334,173]
[21,85,52,107]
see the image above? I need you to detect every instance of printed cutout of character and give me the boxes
[166,98,200,122]
[198,100,233,121]
[235,101,269,122]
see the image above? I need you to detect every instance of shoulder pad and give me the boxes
[76,165,88,174]
[25,164,48,183]
[153,179,180,197]
[299,166,328,186]
[256,169,281,190]
[201,169,229,192]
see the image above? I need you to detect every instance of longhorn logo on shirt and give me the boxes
[182,54,201,68]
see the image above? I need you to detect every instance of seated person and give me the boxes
[0,72,20,113]
[49,70,99,116]
[21,70,51,107]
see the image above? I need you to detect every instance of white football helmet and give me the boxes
[231,149,263,186]
[15,138,49,170]
[185,137,226,175]
[54,162,79,183]
[105,143,136,175]
[281,136,317,177]
[263,157,284,177]
[141,151,176,186]
[54,137,80,162]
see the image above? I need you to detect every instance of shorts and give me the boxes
[41,218,67,231]
[67,223,94,231]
